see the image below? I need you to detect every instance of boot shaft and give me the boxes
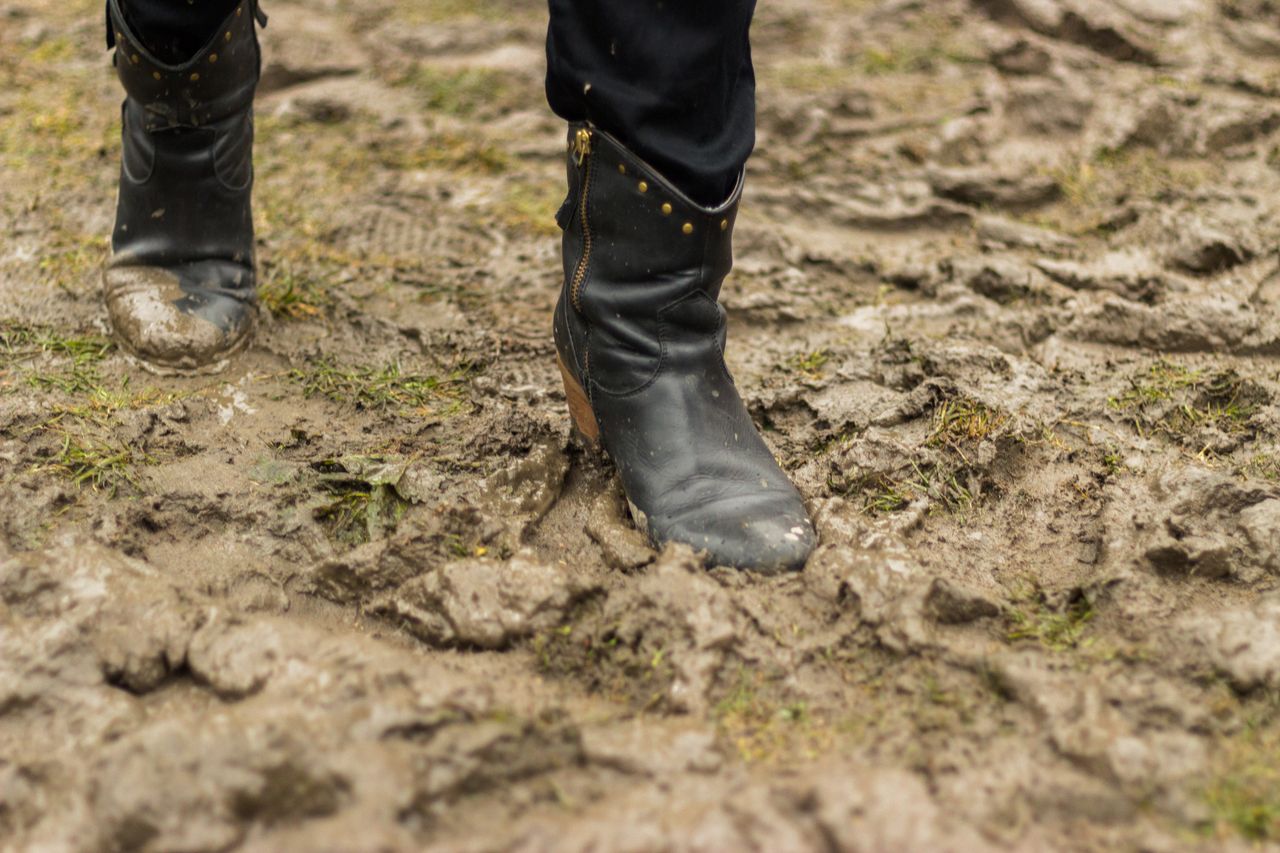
[108,0,263,132]
[556,123,742,395]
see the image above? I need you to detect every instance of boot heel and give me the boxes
[557,352,602,449]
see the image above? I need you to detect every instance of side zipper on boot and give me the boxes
[569,127,593,313]
[559,126,602,447]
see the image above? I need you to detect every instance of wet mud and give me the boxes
[4,0,1280,849]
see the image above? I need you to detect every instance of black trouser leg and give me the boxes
[108,0,241,62]
[545,0,757,207]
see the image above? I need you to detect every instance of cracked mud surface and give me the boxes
[4,0,1280,849]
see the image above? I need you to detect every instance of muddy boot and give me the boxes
[553,124,816,573]
[103,0,265,372]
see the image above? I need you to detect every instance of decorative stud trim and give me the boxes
[682,223,694,235]
[661,203,672,215]
[638,181,648,193]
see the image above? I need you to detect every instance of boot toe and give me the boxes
[104,263,254,371]
[648,492,816,573]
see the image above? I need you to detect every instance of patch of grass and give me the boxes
[498,179,563,237]
[364,0,518,23]
[42,432,145,496]
[43,384,183,433]
[928,397,1009,449]
[1108,360,1259,443]
[259,262,331,319]
[850,462,973,516]
[532,611,676,711]
[0,322,115,396]
[1201,716,1280,843]
[1005,584,1095,652]
[1036,147,1214,234]
[396,65,531,120]
[290,358,475,414]
[862,477,913,514]
[1239,452,1280,482]
[0,323,113,363]
[714,668,829,764]
[310,457,411,547]
[315,481,406,547]
[766,11,981,91]
[39,233,108,289]
[784,348,830,380]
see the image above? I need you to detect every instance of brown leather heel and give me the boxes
[557,351,602,449]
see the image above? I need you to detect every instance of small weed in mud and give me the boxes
[1108,361,1259,444]
[291,358,474,414]
[1005,585,1095,652]
[533,608,676,711]
[1102,445,1126,477]
[1201,714,1280,842]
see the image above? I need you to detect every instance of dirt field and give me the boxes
[3,0,1280,849]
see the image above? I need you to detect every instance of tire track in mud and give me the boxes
[4,0,1280,850]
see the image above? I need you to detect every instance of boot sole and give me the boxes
[556,351,602,449]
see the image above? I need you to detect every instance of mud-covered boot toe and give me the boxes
[652,494,817,573]
[104,263,255,370]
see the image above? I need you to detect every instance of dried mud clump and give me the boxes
[370,551,599,649]
[1098,466,1280,582]
[1180,596,1280,692]
[535,546,752,713]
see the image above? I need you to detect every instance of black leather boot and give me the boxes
[104,0,265,372]
[553,124,816,573]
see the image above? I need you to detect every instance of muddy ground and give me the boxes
[3,0,1280,849]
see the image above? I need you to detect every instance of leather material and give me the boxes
[104,0,261,370]
[554,124,816,573]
